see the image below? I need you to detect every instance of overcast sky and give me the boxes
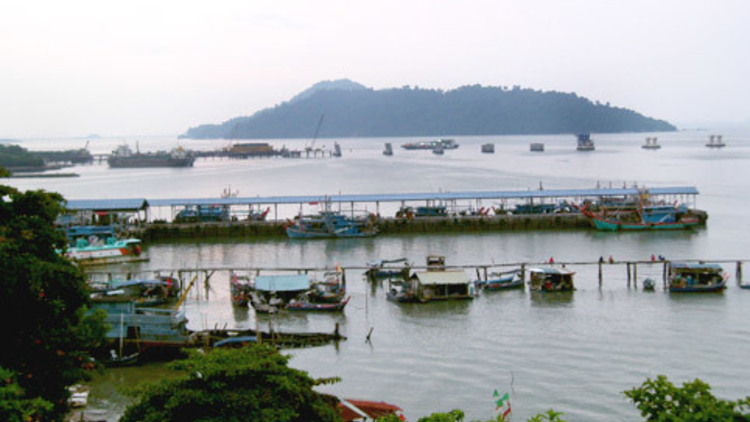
[1,0,748,138]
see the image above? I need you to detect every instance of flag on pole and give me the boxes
[493,390,512,421]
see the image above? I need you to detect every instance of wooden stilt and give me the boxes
[633,263,638,288]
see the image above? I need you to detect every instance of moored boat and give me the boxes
[476,269,523,291]
[576,133,595,151]
[401,138,459,151]
[706,135,726,148]
[230,271,253,306]
[574,190,701,231]
[365,258,410,281]
[64,236,146,265]
[285,211,378,239]
[309,269,347,303]
[249,274,311,313]
[108,144,195,168]
[528,267,575,292]
[642,137,661,150]
[285,296,350,312]
[667,262,728,293]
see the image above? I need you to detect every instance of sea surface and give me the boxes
[6,129,750,421]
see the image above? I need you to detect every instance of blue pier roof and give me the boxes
[65,186,699,211]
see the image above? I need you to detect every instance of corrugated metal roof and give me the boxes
[414,270,471,285]
[66,198,149,211]
[254,275,310,292]
[65,186,699,210]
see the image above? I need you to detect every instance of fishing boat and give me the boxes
[63,236,146,265]
[576,133,595,151]
[529,142,545,152]
[386,279,418,303]
[401,138,459,151]
[476,269,523,291]
[642,137,661,150]
[90,276,180,306]
[286,296,350,312]
[383,143,393,156]
[574,190,701,231]
[108,144,195,168]
[365,258,410,281]
[309,269,346,303]
[706,135,726,148]
[667,262,728,293]
[248,274,311,313]
[337,398,404,422]
[528,267,575,292]
[229,271,253,306]
[481,143,495,153]
[285,211,378,239]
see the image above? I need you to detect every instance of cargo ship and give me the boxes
[108,144,195,168]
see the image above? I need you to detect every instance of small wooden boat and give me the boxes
[739,284,750,290]
[476,270,523,291]
[286,296,350,312]
[642,278,656,291]
[667,262,728,293]
[365,258,410,281]
[309,269,346,303]
[230,271,252,306]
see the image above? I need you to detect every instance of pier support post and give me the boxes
[626,263,631,288]
[737,261,743,284]
[633,263,638,288]
[663,262,669,289]
[521,264,525,282]
[598,261,603,288]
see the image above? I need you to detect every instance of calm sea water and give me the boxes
[7,130,750,421]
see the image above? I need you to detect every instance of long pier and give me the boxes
[85,258,748,300]
[67,186,705,240]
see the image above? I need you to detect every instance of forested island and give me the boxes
[181,79,676,140]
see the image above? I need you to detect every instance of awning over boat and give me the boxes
[254,275,310,292]
[529,267,575,276]
[669,262,723,271]
[337,398,402,422]
[66,198,149,211]
[413,270,471,285]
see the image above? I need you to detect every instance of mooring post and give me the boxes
[598,260,603,288]
[521,264,526,282]
[483,266,488,281]
[633,263,638,288]
[737,261,743,284]
[663,261,668,289]
[626,263,631,288]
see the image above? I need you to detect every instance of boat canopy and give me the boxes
[254,275,310,292]
[529,267,575,276]
[669,262,723,271]
[413,270,471,285]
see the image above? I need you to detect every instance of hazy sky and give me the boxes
[1,0,748,138]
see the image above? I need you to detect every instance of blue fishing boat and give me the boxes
[90,276,180,306]
[476,269,523,291]
[286,296,350,312]
[249,274,311,313]
[575,190,701,231]
[63,236,146,265]
[285,211,377,239]
[309,269,346,303]
[668,262,728,293]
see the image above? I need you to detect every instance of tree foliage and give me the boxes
[0,144,44,168]
[0,367,54,422]
[0,185,107,421]
[624,375,750,421]
[182,82,676,139]
[120,345,343,422]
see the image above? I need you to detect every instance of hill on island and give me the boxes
[181,79,676,139]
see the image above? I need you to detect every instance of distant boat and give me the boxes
[481,143,495,153]
[365,258,410,281]
[108,144,195,168]
[383,143,393,156]
[402,138,459,151]
[667,262,728,293]
[576,133,595,151]
[530,143,545,152]
[706,135,726,148]
[642,137,661,150]
[432,143,444,155]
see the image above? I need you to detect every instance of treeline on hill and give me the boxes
[0,144,44,168]
[182,83,676,140]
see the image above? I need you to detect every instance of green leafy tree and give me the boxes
[120,345,343,422]
[0,166,10,177]
[0,367,54,422]
[625,375,750,421]
[0,185,107,421]
[416,409,465,422]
